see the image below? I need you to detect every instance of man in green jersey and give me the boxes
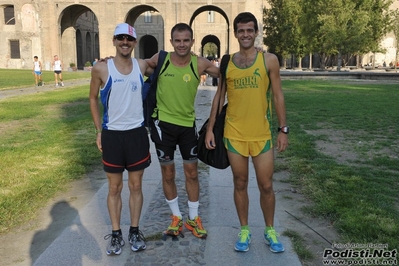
[146,23,219,239]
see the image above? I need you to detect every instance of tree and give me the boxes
[390,9,399,69]
[203,42,218,59]
[263,0,394,69]
[264,0,307,68]
[299,0,393,69]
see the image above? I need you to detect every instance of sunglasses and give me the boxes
[114,34,135,42]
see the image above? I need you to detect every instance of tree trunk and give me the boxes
[337,52,342,71]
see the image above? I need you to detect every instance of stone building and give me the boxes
[0,0,398,70]
[0,0,267,70]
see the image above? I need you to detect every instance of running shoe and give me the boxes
[264,228,285,253]
[234,229,251,252]
[104,233,125,255]
[61,82,64,87]
[128,230,147,252]
[165,215,183,235]
[185,216,207,238]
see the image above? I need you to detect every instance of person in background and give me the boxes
[32,56,43,86]
[205,12,288,253]
[53,55,64,87]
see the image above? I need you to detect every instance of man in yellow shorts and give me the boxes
[205,12,289,253]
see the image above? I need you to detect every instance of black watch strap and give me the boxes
[278,126,289,134]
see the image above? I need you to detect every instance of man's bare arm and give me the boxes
[266,53,288,152]
[89,63,107,151]
[144,53,159,77]
[198,57,220,78]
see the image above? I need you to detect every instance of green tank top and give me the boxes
[155,53,199,127]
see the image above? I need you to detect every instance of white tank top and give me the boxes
[54,60,62,71]
[100,58,144,130]
[34,61,40,71]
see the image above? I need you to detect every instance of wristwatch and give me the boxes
[278,126,289,134]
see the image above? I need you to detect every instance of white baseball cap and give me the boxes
[113,23,137,39]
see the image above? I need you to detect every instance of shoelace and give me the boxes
[267,229,280,243]
[129,230,147,242]
[169,215,182,228]
[104,234,122,246]
[194,217,205,230]
[238,230,250,243]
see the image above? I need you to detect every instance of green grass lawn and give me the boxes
[0,84,99,232]
[279,79,399,251]
[0,69,91,90]
[0,73,398,254]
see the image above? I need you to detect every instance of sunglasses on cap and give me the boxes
[114,34,135,42]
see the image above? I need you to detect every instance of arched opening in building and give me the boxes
[125,5,164,59]
[189,6,230,56]
[60,5,99,70]
[139,35,158,59]
[201,35,220,60]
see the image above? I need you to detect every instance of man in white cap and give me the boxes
[89,22,154,255]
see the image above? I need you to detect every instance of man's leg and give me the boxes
[105,171,125,255]
[161,162,184,235]
[252,149,275,226]
[127,169,147,251]
[182,160,207,238]
[127,170,144,227]
[252,149,284,253]
[60,73,64,86]
[54,72,58,85]
[161,163,177,200]
[228,151,250,226]
[106,172,124,230]
[228,151,251,251]
[183,161,199,202]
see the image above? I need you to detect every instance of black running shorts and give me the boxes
[150,119,198,163]
[101,127,151,173]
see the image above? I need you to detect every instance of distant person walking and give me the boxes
[53,55,64,87]
[32,56,43,86]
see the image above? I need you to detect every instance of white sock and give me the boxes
[188,200,199,220]
[166,197,181,218]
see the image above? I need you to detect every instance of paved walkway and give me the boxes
[32,87,302,266]
[3,82,302,266]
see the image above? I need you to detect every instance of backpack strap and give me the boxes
[216,54,230,114]
[153,50,168,81]
[220,54,230,80]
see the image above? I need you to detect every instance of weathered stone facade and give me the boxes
[0,0,267,70]
[1,0,398,70]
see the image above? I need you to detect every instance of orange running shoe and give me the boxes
[165,215,183,236]
[185,216,207,238]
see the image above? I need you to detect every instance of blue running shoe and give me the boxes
[264,228,285,253]
[129,230,147,252]
[234,229,251,252]
[104,233,125,255]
